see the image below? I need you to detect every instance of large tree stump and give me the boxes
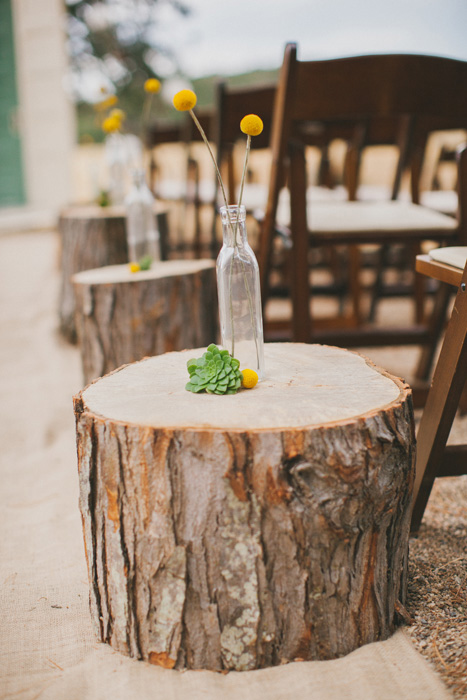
[74,343,415,671]
[73,260,218,384]
[58,204,168,343]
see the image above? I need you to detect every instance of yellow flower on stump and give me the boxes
[240,114,264,137]
[129,262,141,273]
[144,78,161,94]
[173,89,197,112]
[102,115,121,133]
[241,369,258,389]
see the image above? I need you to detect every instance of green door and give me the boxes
[0,0,25,206]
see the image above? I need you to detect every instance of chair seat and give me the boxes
[420,190,458,216]
[429,245,467,269]
[239,184,349,215]
[276,198,457,243]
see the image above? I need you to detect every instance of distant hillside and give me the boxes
[191,68,279,108]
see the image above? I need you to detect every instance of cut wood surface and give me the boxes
[74,343,415,672]
[73,260,217,385]
[58,204,168,343]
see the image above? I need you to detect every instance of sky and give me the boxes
[151,0,467,80]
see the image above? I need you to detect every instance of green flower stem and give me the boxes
[141,93,154,144]
[189,107,238,353]
[228,246,235,357]
[189,109,233,236]
[235,135,251,236]
[235,134,260,369]
[239,253,260,369]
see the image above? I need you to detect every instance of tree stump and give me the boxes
[58,204,168,343]
[73,260,218,385]
[74,343,415,671]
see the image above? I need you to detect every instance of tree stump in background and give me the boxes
[73,260,218,384]
[58,204,168,343]
[74,343,415,671]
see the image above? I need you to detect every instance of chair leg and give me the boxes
[368,244,388,322]
[289,142,311,343]
[188,158,202,259]
[344,144,361,202]
[411,274,467,534]
[414,281,453,382]
[458,380,467,415]
[348,245,363,324]
[412,243,425,323]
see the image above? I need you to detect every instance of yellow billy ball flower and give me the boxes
[102,115,121,133]
[241,369,259,389]
[95,94,118,111]
[173,89,197,111]
[129,262,141,273]
[109,108,126,122]
[240,114,263,137]
[103,95,118,108]
[144,78,161,94]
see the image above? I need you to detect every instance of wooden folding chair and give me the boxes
[259,44,467,355]
[411,248,467,533]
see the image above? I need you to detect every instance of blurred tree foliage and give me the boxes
[66,0,279,145]
[66,0,190,142]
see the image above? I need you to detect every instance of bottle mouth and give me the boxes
[220,205,246,224]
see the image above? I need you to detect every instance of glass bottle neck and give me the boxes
[131,169,147,189]
[222,219,248,247]
[220,205,247,247]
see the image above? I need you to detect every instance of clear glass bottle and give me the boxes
[216,205,265,379]
[105,132,127,205]
[125,169,161,263]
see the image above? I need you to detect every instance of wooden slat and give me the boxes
[264,322,433,347]
[415,254,463,287]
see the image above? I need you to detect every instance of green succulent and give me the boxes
[138,254,153,271]
[97,190,110,207]
[185,344,242,395]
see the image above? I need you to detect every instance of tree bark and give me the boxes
[73,260,218,384]
[58,205,168,343]
[74,343,415,671]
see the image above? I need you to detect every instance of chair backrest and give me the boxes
[213,81,276,200]
[273,45,467,182]
[259,43,467,290]
[288,49,467,123]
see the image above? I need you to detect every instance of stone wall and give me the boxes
[11,0,75,213]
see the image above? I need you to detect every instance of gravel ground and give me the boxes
[406,464,467,699]
[364,335,467,700]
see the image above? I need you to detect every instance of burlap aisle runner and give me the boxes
[0,231,454,700]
